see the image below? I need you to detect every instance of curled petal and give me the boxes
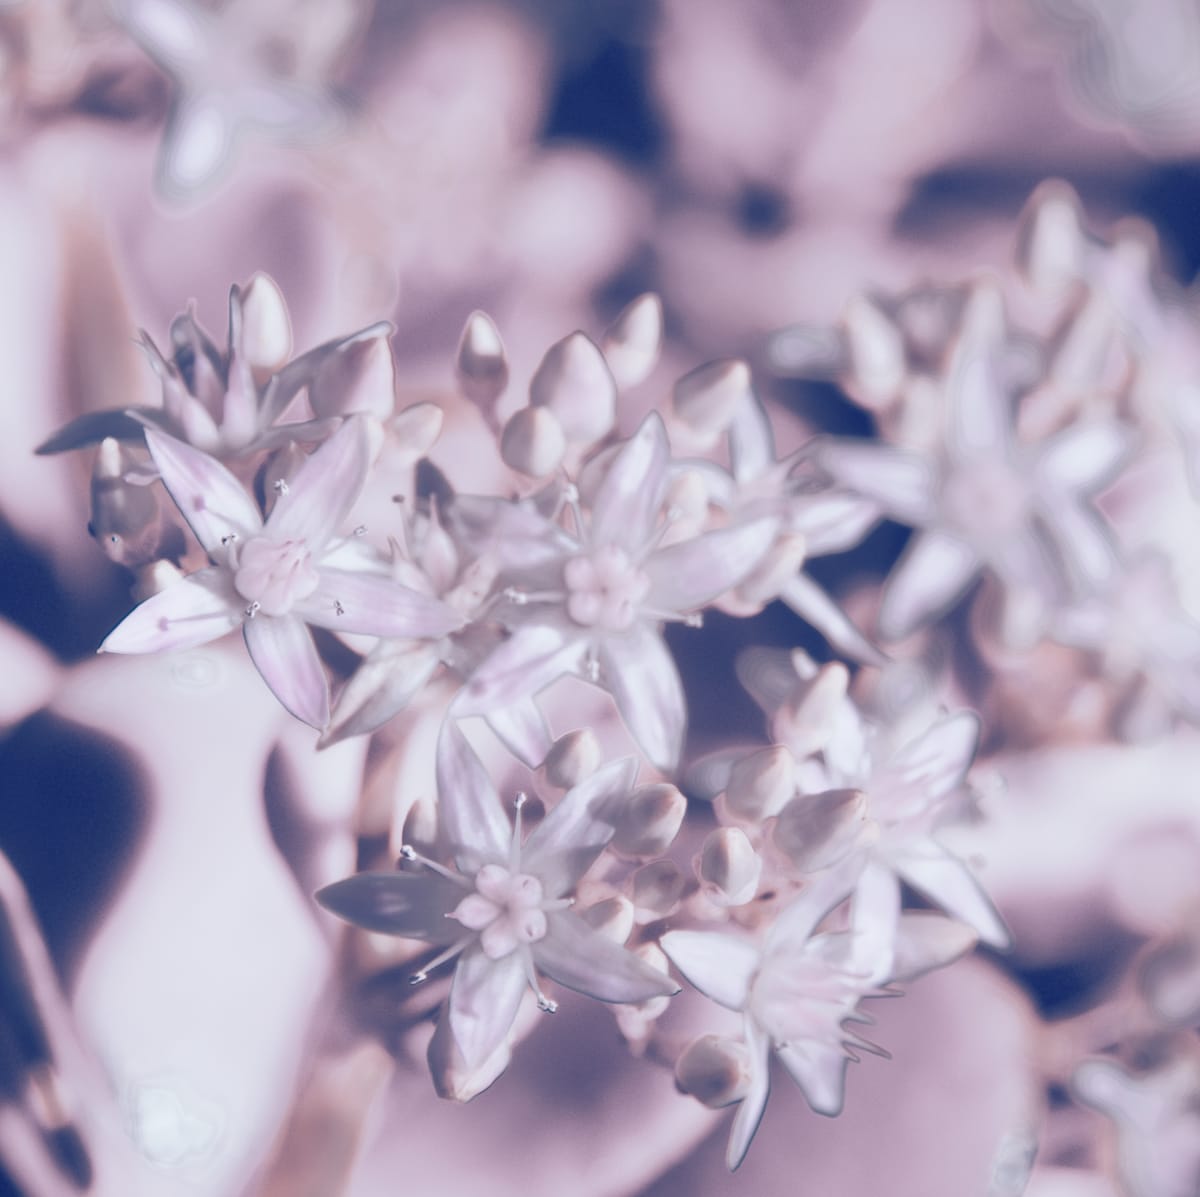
[448,946,526,1072]
[100,567,241,653]
[243,614,329,729]
[315,872,461,943]
[776,1039,850,1117]
[726,1018,771,1171]
[145,429,263,551]
[598,626,686,772]
[536,911,679,1003]
[590,412,671,551]
[298,570,464,639]
[659,930,759,1011]
[878,530,981,641]
[435,721,510,865]
[644,518,778,613]
[894,845,1011,950]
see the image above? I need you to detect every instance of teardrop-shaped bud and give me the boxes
[427,1008,514,1102]
[541,728,602,789]
[843,294,905,411]
[1140,930,1200,1027]
[723,745,796,822]
[771,788,873,873]
[695,827,761,906]
[89,437,162,568]
[529,331,616,444]
[500,405,566,477]
[632,860,687,922]
[611,783,687,858]
[455,310,509,408]
[389,402,444,460]
[1015,179,1086,299]
[675,1034,752,1108]
[581,895,635,945]
[239,272,293,375]
[673,359,752,444]
[602,293,663,388]
[309,324,397,420]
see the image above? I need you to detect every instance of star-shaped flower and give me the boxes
[99,416,464,728]
[450,412,777,770]
[317,722,679,1084]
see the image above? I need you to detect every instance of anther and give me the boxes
[503,587,529,605]
[220,533,238,545]
[683,613,703,628]
[409,971,428,986]
[334,600,345,616]
[536,995,559,1014]
[272,479,289,495]
[244,601,261,618]
[353,524,367,536]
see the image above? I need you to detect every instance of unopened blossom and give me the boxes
[317,723,679,1083]
[450,412,777,769]
[100,417,464,728]
[814,282,1135,644]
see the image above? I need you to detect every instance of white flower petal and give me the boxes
[323,642,441,744]
[791,491,881,555]
[298,569,464,639]
[590,411,670,551]
[878,529,981,641]
[457,623,587,717]
[484,696,553,769]
[1042,501,1120,593]
[945,338,1013,462]
[243,613,329,729]
[1036,419,1136,492]
[100,567,240,653]
[447,495,574,575]
[876,711,980,809]
[643,518,778,612]
[434,721,511,864]
[780,572,886,666]
[536,911,679,1003]
[889,913,979,982]
[814,440,937,525]
[764,865,861,954]
[448,946,527,1072]
[726,1018,771,1171]
[145,428,263,551]
[848,861,901,981]
[523,757,639,896]
[776,1039,850,1117]
[659,930,760,1011]
[267,416,369,549]
[314,872,461,943]
[598,625,686,771]
[894,845,1011,949]
[728,393,776,484]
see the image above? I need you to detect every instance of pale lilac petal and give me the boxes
[876,711,980,809]
[791,491,881,555]
[848,861,901,981]
[314,872,462,944]
[597,625,686,771]
[457,623,587,716]
[536,911,679,1002]
[484,696,553,769]
[734,646,805,715]
[590,411,670,551]
[878,529,981,641]
[100,567,241,653]
[659,930,760,1010]
[523,757,639,896]
[643,518,778,612]
[780,572,887,666]
[889,913,979,982]
[243,613,329,729]
[1036,419,1136,492]
[946,344,1013,462]
[448,946,526,1071]
[145,428,263,551]
[813,440,937,525]
[447,495,573,575]
[434,721,510,864]
[764,864,862,953]
[297,569,465,639]
[894,845,1011,949]
[267,416,369,548]
[221,289,260,448]
[776,1039,850,1116]
[726,1019,771,1171]
[1043,502,1120,592]
[728,393,776,484]
[323,642,441,744]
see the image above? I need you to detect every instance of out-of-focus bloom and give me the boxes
[317,723,678,1086]
[451,412,777,769]
[100,417,463,728]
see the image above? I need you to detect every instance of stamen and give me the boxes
[398,844,471,886]
[244,601,261,618]
[353,524,367,536]
[583,652,601,684]
[220,533,239,545]
[519,950,558,1013]
[334,600,345,616]
[408,938,471,983]
[509,792,528,870]
[559,479,587,540]
[272,479,289,496]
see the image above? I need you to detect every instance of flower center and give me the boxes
[233,535,320,617]
[563,545,651,632]
[942,459,1029,541]
[450,864,549,960]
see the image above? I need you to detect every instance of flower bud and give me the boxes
[615,942,675,1048]
[89,437,162,568]
[611,783,687,858]
[1139,929,1200,1027]
[529,331,616,444]
[455,310,508,408]
[723,745,796,822]
[427,1010,513,1102]
[314,325,397,420]
[632,860,687,922]
[673,359,752,444]
[675,1034,752,1108]
[772,788,873,873]
[542,728,602,789]
[696,827,762,906]
[239,272,292,375]
[500,405,566,477]
[843,294,904,411]
[602,292,662,388]
[772,661,851,758]
[581,895,635,945]
[1015,180,1085,299]
[389,402,444,460]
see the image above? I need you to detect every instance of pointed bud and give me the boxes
[675,1034,752,1108]
[611,783,687,858]
[581,895,636,945]
[673,359,752,444]
[602,293,663,388]
[541,728,602,789]
[500,405,566,477]
[455,310,508,408]
[427,1010,513,1102]
[239,272,292,375]
[89,437,161,568]
[1015,180,1085,299]
[632,860,687,922]
[389,402,444,459]
[723,745,796,822]
[843,294,905,410]
[309,325,396,420]
[771,788,874,873]
[529,332,616,444]
[696,827,762,906]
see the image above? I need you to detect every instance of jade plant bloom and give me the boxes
[317,723,680,1082]
[100,416,464,728]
